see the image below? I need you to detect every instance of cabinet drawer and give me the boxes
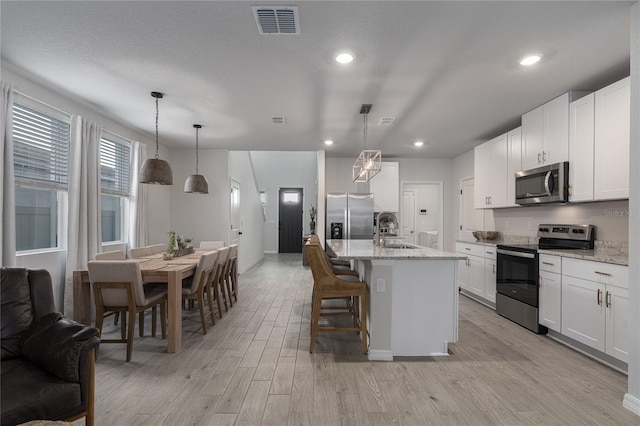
[483,246,497,260]
[539,254,561,274]
[562,258,628,288]
[456,243,485,258]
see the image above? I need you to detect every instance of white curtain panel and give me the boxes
[64,116,102,316]
[1,81,16,266]
[128,141,148,249]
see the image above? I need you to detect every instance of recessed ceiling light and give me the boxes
[413,141,424,147]
[520,54,542,66]
[335,52,354,64]
[324,140,334,145]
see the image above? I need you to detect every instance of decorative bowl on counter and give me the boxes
[472,231,500,241]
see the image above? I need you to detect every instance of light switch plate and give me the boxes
[376,278,386,292]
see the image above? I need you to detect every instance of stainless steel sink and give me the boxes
[384,243,417,249]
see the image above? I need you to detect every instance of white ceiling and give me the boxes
[0,1,633,158]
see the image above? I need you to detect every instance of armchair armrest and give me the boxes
[21,313,100,383]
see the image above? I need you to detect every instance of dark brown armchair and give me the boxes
[1,267,100,426]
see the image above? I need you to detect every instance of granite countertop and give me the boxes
[538,248,628,266]
[456,238,628,266]
[327,239,465,261]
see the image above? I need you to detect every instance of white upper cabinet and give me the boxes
[569,93,595,202]
[474,133,508,209]
[370,161,399,212]
[521,93,570,170]
[568,77,630,202]
[594,77,630,200]
[506,127,522,207]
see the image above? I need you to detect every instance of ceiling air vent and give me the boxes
[252,6,300,35]
[271,116,287,124]
[379,117,395,125]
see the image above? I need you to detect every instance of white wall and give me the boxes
[404,183,440,233]
[625,0,639,414]
[168,148,230,247]
[325,157,370,194]
[250,152,317,253]
[2,65,169,313]
[228,151,266,273]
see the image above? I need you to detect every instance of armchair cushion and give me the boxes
[22,313,99,383]
[1,268,33,360]
[1,358,81,425]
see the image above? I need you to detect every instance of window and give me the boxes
[13,99,70,251]
[100,134,131,243]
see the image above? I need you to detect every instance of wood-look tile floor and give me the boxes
[87,254,637,426]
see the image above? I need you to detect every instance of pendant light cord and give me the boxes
[154,95,160,159]
[363,113,368,150]
[195,126,199,174]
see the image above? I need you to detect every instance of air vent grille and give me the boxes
[379,117,395,125]
[252,6,300,34]
[271,116,287,124]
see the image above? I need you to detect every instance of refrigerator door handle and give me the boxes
[346,208,351,240]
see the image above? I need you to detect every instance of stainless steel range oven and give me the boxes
[496,224,595,334]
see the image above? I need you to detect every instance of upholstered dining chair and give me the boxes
[200,241,225,250]
[182,251,218,334]
[227,244,238,303]
[95,249,126,260]
[148,244,166,254]
[87,261,167,362]
[213,247,231,312]
[129,246,152,259]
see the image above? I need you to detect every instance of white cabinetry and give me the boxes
[561,258,628,362]
[568,93,595,202]
[568,77,630,202]
[538,254,561,332]
[521,93,570,170]
[506,127,522,207]
[370,162,399,212]
[474,133,507,208]
[455,242,496,305]
[594,77,630,200]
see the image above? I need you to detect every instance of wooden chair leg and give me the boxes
[197,293,208,334]
[205,284,216,326]
[360,292,367,354]
[120,312,127,340]
[213,280,223,318]
[309,297,322,353]
[138,310,144,337]
[126,310,135,362]
[94,307,105,361]
[219,277,229,312]
[113,312,119,325]
[151,306,157,337]
[160,300,167,339]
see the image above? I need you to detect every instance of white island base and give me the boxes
[327,240,463,361]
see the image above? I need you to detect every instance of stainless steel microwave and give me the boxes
[515,162,569,205]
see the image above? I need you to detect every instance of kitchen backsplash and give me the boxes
[486,199,630,242]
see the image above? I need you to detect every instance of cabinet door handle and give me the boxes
[537,152,542,164]
[542,151,547,163]
[595,271,612,277]
[597,288,602,305]
[465,247,471,251]
[606,291,611,308]
[492,264,496,274]
[568,184,573,198]
[542,261,555,266]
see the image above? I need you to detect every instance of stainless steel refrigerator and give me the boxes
[326,193,374,240]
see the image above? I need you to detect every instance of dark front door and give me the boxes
[278,187,303,253]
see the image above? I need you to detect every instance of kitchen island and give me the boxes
[326,239,466,361]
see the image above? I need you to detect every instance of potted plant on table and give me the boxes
[309,205,317,234]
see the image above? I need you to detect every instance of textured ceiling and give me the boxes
[0,1,632,158]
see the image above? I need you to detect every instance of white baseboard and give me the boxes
[263,250,277,254]
[368,349,393,361]
[623,393,640,416]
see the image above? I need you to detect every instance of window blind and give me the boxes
[13,103,70,190]
[100,136,131,196]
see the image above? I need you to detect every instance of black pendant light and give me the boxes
[184,124,209,194]
[139,91,173,185]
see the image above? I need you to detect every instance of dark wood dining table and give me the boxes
[73,252,203,353]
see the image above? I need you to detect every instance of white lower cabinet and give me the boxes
[455,242,496,305]
[561,257,628,362]
[539,255,561,332]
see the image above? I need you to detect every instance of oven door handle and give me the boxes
[497,248,536,259]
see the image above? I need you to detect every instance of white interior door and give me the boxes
[401,190,416,244]
[460,177,483,240]
[230,180,240,245]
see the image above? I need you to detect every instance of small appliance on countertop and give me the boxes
[495,224,595,333]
